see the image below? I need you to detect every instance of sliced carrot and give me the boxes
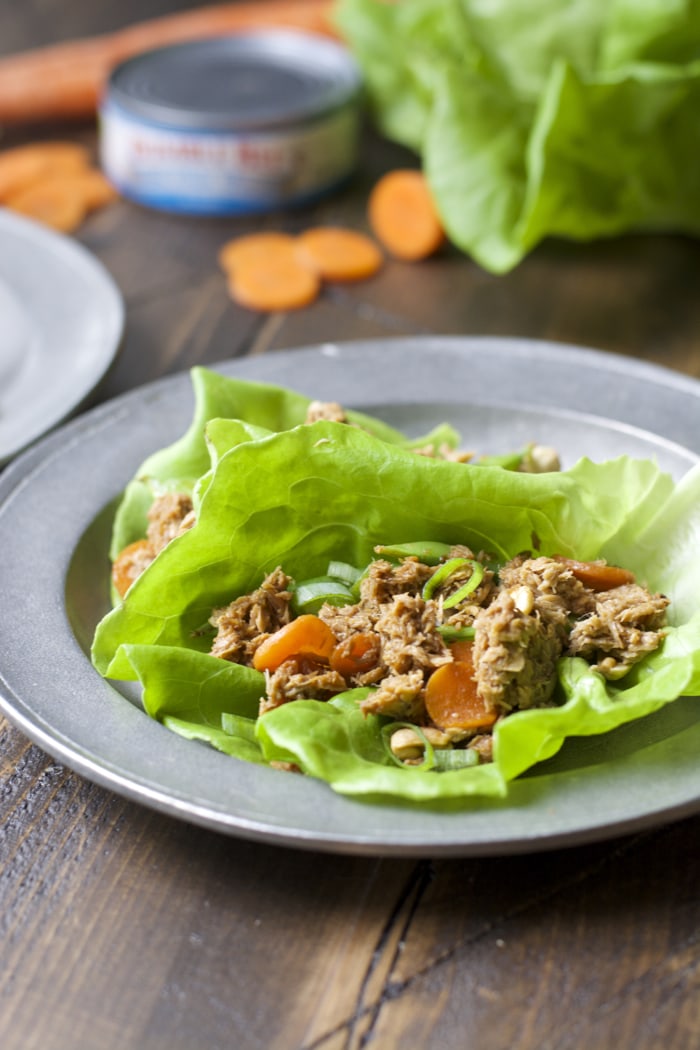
[448,639,476,664]
[253,614,337,672]
[218,231,297,274]
[557,557,635,591]
[425,645,497,731]
[329,632,380,679]
[228,252,320,312]
[6,179,87,232]
[295,227,383,282]
[368,169,445,261]
[0,2,338,126]
[112,539,153,599]
[52,168,119,211]
[0,141,90,201]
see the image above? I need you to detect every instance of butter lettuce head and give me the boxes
[92,413,700,804]
[335,0,700,272]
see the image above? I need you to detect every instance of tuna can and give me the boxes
[99,31,363,215]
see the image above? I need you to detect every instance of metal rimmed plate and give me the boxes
[1,336,699,856]
[0,210,124,466]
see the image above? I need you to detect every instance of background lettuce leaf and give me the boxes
[336,0,700,272]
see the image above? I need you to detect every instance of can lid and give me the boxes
[106,31,363,131]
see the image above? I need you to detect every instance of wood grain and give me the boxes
[2,2,700,1049]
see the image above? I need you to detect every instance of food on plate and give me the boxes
[91,368,700,803]
[368,169,445,261]
[203,543,668,768]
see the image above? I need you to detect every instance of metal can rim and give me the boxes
[104,30,363,132]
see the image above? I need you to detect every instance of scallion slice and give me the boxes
[326,560,363,586]
[433,748,480,770]
[374,541,452,565]
[293,576,354,614]
[437,625,476,642]
[380,722,435,771]
[422,558,484,607]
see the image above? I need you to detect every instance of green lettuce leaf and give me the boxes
[335,0,700,272]
[91,416,700,803]
[110,366,459,557]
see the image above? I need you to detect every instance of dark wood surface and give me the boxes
[2,4,700,1049]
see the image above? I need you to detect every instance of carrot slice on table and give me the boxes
[6,179,87,232]
[0,141,90,200]
[52,168,119,211]
[0,1,338,125]
[368,169,445,261]
[229,251,320,312]
[295,227,383,282]
[218,231,297,274]
[556,558,635,591]
[425,645,497,731]
[253,614,337,672]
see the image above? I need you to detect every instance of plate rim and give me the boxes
[0,209,125,465]
[1,334,700,857]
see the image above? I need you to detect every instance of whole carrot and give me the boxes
[0,0,337,125]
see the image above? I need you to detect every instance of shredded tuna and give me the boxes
[567,583,669,677]
[473,589,563,713]
[210,567,293,664]
[261,656,347,714]
[146,492,194,553]
[360,670,426,721]
[359,557,433,605]
[304,400,348,424]
[374,593,450,676]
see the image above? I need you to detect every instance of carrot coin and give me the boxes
[556,557,636,591]
[54,168,119,211]
[218,231,297,274]
[229,253,320,312]
[425,644,497,731]
[295,227,383,282]
[6,178,87,232]
[253,614,337,672]
[368,169,445,261]
[0,141,90,200]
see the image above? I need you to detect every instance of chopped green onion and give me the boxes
[476,446,530,470]
[221,713,258,743]
[444,562,484,608]
[374,541,452,565]
[326,560,363,586]
[422,558,484,607]
[437,625,476,642]
[433,748,480,770]
[293,576,354,614]
[380,722,435,771]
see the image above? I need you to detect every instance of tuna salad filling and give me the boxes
[206,544,669,768]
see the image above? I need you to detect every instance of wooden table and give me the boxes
[2,4,700,1048]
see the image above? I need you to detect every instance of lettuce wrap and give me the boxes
[110,366,459,558]
[92,381,700,804]
[335,0,700,273]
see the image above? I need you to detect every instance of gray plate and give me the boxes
[1,336,700,856]
[0,210,124,465]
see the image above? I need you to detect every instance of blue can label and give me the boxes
[100,101,360,214]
